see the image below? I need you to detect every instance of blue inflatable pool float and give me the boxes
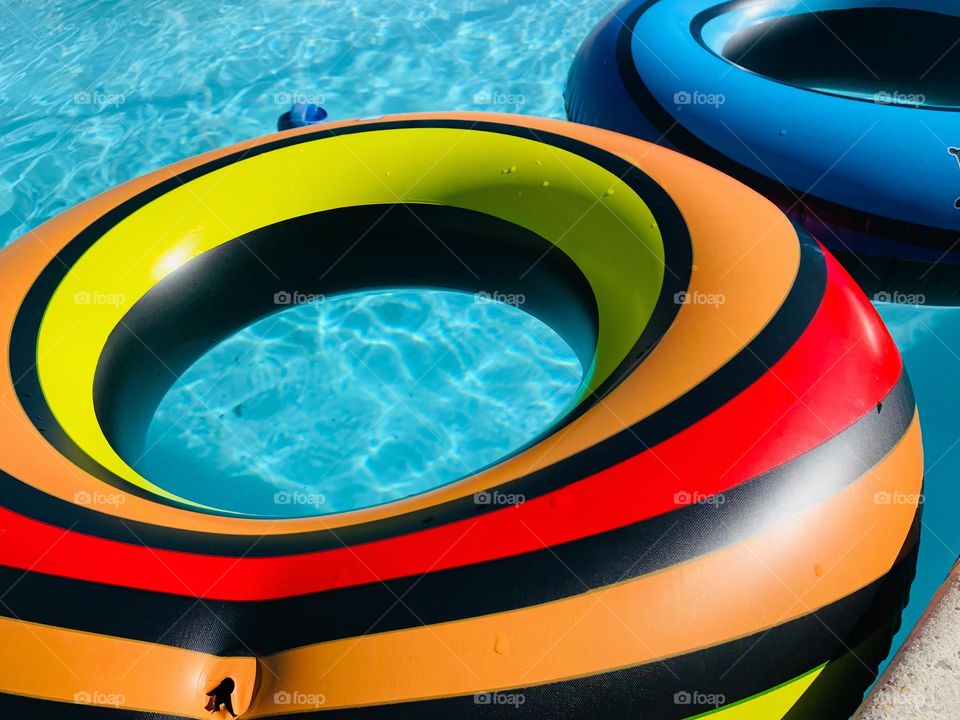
[566,0,960,304]
[277,102,328,131]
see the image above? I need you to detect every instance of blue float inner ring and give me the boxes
[697,0,960,111]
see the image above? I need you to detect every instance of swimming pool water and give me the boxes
[139,290,582,516]
[2,0,958,692]
[0,0,612,247]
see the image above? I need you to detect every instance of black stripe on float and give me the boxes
[0,374,915,654]
[8,118,690,515]
[0,223,824,556]
[243,538,921,719]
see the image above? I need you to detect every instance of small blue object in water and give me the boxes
[277,102,328,131]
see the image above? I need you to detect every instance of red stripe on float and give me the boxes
[0,251,902,600]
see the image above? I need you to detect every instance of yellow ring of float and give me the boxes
[35,126,664,509]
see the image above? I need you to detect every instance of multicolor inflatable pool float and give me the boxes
[0,113,921,718]
[566,0,960,304]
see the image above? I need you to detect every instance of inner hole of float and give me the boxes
[719,7,960,108]
[136,288,583,517]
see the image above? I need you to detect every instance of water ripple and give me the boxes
[140,290,583,516]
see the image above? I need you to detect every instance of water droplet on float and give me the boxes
[494,633,510,655]
[604,188,615,197]
[541,180,550,188]
[814,563,824,577]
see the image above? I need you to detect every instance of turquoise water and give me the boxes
[0,0,611,245]
[1,0,957,689]
[139,290,581,516]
